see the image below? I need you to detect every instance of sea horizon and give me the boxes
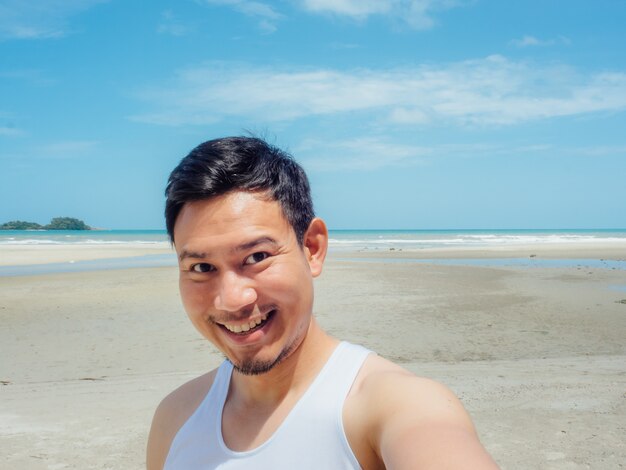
[2,228,626,248]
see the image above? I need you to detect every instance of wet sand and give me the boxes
[1,245,625,469]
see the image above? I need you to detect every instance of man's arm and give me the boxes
[357,358,499,469]
[146,397,177,470]
[378,376,498,468]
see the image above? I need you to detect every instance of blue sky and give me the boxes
[1,0,625,230]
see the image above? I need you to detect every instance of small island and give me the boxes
[0,217,92,230]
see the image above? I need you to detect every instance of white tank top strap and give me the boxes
[326,342,372,400]
[163,360,234,470]
[210,360,234,409]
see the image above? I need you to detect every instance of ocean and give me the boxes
[328,229,626,251]
[2,228,626,250]
[0,229,168,245]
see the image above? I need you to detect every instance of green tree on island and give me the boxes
[44,217,91,230]
[0,220,43,230]
[0,217,91,230]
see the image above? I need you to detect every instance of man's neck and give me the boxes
[229,319,338,408]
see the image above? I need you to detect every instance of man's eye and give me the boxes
[244,252,269,265]
[191,263,214,273]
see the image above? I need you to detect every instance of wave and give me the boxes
[0,239,168,245]
[328,233,626,248]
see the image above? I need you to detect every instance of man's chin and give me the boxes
[232,358,279,376]
[229,340,296,376]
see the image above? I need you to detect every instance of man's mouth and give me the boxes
[219,310,275,335]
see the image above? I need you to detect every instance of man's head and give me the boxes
[165,136,314,244]
[166,137,328,375]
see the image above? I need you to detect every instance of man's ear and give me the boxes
[303,218,328,278]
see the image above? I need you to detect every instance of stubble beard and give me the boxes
[228,320,308,376]
[229,336,298,376]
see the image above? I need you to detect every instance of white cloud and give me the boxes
[0,69,55,86]
[0,126,23,136]
[510,35,571,48]
[330,42,360,50]
[203,0,283,32]
[2,140,99,161]
[298,0,463,29]
[157,10,193,37]
[35,140,99,158]
[157,23,189,37]
[301,0,391,18]
[297,139,563,171]
[0,0,107,40]
[570,145,626,157]
[0,110,23,136]
[297,137,434,170]
[130,56,626,128]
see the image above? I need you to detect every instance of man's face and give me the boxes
[173,191,324,375]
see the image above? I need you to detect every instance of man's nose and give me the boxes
[214,271,257,312]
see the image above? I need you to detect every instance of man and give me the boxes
[147,136,499,469]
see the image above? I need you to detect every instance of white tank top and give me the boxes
[163,342,371,469]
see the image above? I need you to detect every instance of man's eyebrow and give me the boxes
[178,250,208,262]
[233,237,279,253]
[178,237,279,261]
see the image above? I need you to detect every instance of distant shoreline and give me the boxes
[0,217,92,231]
[1,239,626,274]
[0,228,95,231]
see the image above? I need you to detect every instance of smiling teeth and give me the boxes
[223,314,267,333]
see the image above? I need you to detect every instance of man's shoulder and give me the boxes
[146,368,220,470]
[158,368,219,417]
[346,353,498,469]
[350,353,471,428]
[356,354,468,416]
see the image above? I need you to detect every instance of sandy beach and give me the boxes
[1,243,625,469]
[0,243,173,266]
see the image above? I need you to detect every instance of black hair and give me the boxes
[165,136,314,244]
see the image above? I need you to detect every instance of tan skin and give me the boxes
[147,191,499,470]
